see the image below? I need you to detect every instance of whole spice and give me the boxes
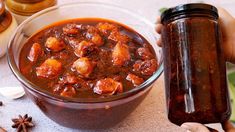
[0,101,2,106]
[12,114,34,132]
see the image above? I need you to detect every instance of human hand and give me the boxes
[180,120,235,132]
[155,8,235,63]
[217,7,235,63]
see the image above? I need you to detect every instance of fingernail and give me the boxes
[181,124,193,132]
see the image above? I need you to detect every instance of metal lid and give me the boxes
[161,3,218,23]
[0,0,12,33]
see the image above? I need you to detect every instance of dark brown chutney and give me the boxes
[161,4,230,125]
[19,18,158,99]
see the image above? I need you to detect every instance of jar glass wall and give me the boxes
[161,4,231,125]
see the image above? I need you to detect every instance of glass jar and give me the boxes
[161,3,231,125]
[0,0,17,57]
[6,0,57,23]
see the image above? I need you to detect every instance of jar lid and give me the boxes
[0,0,12,33]
[161,3,218,23]
[6,0,57,16]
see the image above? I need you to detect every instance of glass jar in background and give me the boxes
[161,3,231,125]
[5,0,57,23]
[0,0,17,57]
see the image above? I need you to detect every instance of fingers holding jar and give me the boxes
[217,7,235,63]
[155,16,163,47]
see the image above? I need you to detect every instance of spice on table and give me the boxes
[0,101,2,106]
[12,114,34,132]
[0,127,6,132]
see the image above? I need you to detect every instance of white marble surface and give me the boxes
[1,0,235,131]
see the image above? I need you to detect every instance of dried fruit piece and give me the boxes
[133,59,158,76]
[108,29,129,43]
[94,78,123,95]
[126,73,144,86]
[72,57,96,78]
[63,23,80,36]
[36,58,62,79]
[66,37,80,48]
[59,73,78,85]
[91,33,103,46]
[96,22,117,35]
[136,47,154,60]
[45,37,66,52]
[60,86,76,97]
[112,42,131,66]
[27,43,42,62]
[86,26,104,46]
[74,41,98,57]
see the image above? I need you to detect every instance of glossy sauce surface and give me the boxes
[19,18,158,99]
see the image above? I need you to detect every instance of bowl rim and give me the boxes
[7,1,163,103]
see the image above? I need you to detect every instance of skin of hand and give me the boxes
[218,7,235,64]
[180,121,235,132]
[180,123,210,132]
[155,8,235,132]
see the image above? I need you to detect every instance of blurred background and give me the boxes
[58,0,235,23]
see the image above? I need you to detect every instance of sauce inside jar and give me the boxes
[161,4,231,125]
[19,18,158,99]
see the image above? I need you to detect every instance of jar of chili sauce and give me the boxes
[161,3,231,125]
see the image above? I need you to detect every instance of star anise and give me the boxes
[12,114,34,132]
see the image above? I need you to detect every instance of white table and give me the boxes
[1,0,234,131]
